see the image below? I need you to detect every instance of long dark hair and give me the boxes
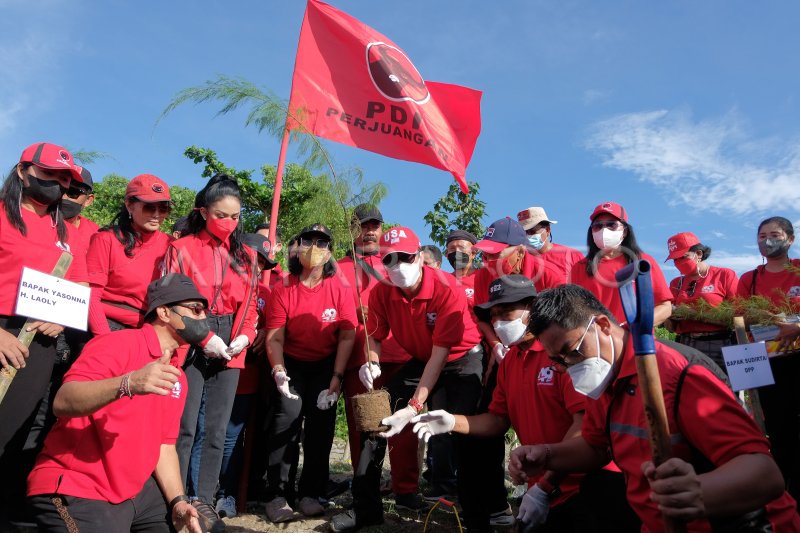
[584,221,644,277]
[187,174,250,273]
[100,199,143,257]
[758,216,795,239]
[1,163,68,244]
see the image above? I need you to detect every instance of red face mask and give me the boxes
[674,256,697,276]
[485,250,517,276]
[206,217,238,242]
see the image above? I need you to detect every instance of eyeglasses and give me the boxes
[299,237,331,250]
[65,187,91,199]
[141,202,172,215]
[590,221,624,232]
[382,252,418,266]
[549,316,595,368]
[686,280,698,297]
[172,303,206,316]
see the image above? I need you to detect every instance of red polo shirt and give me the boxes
[28,324,187,504]
[737,259,800,311]
[367,267,482,362]
[581,338,800,532]
[166,232,259,369]
[474,252,561,307]
[87,229,172,334]
[453,270,478,308]
[0,203,88,316]
[489,341,585,506]
[266,274,357,362]
[670,266,739,334]
[570,252,672,324]
[541,243,585,285]
[67,216,100,258]
[337,254,411,366]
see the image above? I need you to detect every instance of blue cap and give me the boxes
[474,217,528,254]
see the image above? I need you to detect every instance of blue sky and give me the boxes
[3,0,799,276]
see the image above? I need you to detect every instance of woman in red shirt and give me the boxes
[737,216,800,506]
[86,174,173,334]
[666,232,738,371]
[264,224,357,524]
[165,174,258,529]
[570,201,672,325]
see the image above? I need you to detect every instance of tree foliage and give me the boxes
[423,181,486,247]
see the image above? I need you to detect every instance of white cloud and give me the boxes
[585,109,800,215]
[582,89,609,106]
[710,251,763,275]
[711,230,726,239]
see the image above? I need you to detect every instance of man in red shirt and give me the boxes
[335,205,420,509]
[330,227,486,532]
[27,273,211,533]
[411,275,595,531]
[444,229,479,306]
[517,206,584,285]
[509,284,800,532]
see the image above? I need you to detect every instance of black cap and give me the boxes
[353,204,383,224]
[72,166,93,192]
[145,273,208,317]
[445,229,478,246]
[241,233,278,270]
[298,223,333,241]
[473,274,537,322]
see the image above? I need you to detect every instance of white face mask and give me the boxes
[493,311,529,346]
[566,317,616,400]
[592,228,624,250]
[386,260,422,288]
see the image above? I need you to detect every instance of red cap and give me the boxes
[19,142,83,183]
[126,174,171,202]
[380,226,420,254]
[590,201,628,222]
[666,232,700,261]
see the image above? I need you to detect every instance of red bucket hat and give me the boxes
[19,142,83,184]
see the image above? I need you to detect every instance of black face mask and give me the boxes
[172,312,211,345]
[59,199,83,220]
[447,251,472,270]
[759,238,791,259]
[24,176,66,207]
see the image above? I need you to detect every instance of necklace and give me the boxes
[697,264,709,279]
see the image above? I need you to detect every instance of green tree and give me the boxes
[424,181,486,247]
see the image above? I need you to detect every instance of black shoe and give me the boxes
[422,487,457,503]
[326,478,351,499]
[394,492,431,511]
[192,500,226,533]
[329,510,383,533]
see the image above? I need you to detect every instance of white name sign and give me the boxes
[721,342,774,392]
[15,267,90,331]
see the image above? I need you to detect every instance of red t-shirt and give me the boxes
[0,203,88,316]
[474,252,561,307]
[490,341,585,506]
[670,266,739,334]
[581,339,800,532]
[266,274,358,362]
[367,267,482,362]
[570,252,672,324]
[541,243,585,285]
[87,229,171,333]
[166,232,259,369]
[452,270,478,307]
[336,254,411,367]
[28,324,187,504]
[737,258,800,311]
[67,216,100,258]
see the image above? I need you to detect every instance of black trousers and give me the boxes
[265,354,337,503]
[675,333,734,375]
[29,476,171,533]
[352,349,485,528]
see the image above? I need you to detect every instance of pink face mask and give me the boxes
[206,217,238,242]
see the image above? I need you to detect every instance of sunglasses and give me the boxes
[65,187,91,199]
[686,280,698,297]
[172,303,206,316]
[141,202,172,215]
[590,221,624,231]
[299,237,331,250]
[382,252,418,266]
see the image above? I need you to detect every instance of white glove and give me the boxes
[492,342,510,363]
[378,405,417,438]
[358,362,381,391]
[517,484,550,526]
[274,371,299,400]
[203,335,231,360]
[226,335,249,356]
[316,389,339,410]
[411,410,455,443]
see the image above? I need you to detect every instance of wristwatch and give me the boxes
[537,477,561,499]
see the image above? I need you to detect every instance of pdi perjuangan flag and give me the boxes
[288,0,482,193]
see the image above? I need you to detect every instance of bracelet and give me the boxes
[408,398,423,414]
[169,494,190,510]
[332,371,344,382]
[117,372,133,400]
[271,364,286,376]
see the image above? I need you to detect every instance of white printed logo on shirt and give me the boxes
[171,381,182,399]
[464,288,474,299]
[426,312,438,326]
[537,366,555,386]
[257,297,266,312]
[322,308,338,322]
[788,286,800,298]
[701,284,715,294]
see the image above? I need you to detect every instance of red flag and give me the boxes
[288,0,482,193]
